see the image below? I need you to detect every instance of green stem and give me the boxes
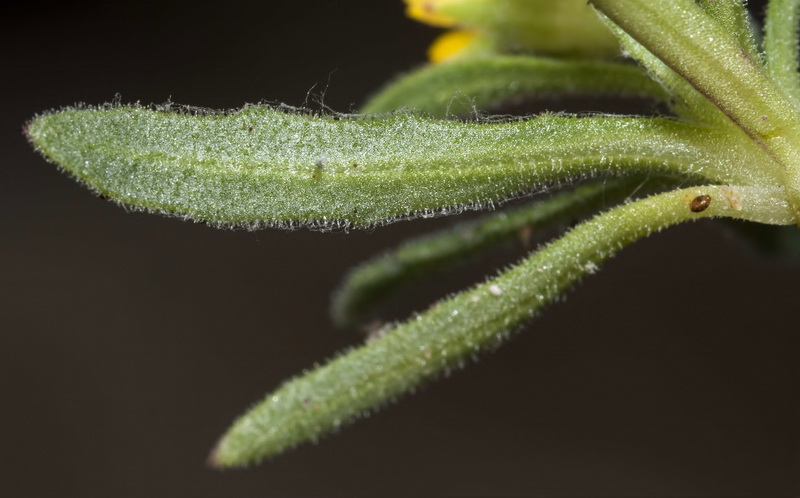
[597,18,731,127]
[210,184,794,467]
[591,0,800,220]
[765,0,800,107]
[698,0,761,64]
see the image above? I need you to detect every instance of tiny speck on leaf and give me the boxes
[690,195,711,212]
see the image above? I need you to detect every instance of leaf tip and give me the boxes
[206,438,230,470]
[22,113,44,148]
[205,447,222,470]
[206,430,258,469]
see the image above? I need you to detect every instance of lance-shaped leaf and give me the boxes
[765,0,800,107]
[26,105,777,230]
[362,56,670,118]
[332,176,664,327]
[210,184,796,467]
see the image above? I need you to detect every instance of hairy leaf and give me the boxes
[26,105,773,230]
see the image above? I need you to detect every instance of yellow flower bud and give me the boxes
[407,0,620,59]
[428,30,478,63]
[404,0,461,28]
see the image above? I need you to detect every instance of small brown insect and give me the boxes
[690,194,712,212]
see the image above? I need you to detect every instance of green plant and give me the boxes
[24,0,799,468]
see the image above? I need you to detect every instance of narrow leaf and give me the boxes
[362,56,670,117]
[332,176,665,327]
[764,0,800,106]
[27,105,771,230]
[210,184,795,467]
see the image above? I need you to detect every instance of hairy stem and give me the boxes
[765,0,800,107]
[592,0,800,220]
[698,0,761,64]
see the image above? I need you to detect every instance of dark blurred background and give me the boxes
[2,1,798,496]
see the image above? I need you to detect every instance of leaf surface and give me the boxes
[27,105,775,229]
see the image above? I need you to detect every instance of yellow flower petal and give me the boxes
[427,30,478,63]
[404,0,460,28]
[406,0,620,59]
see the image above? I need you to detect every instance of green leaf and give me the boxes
[331,176,666,327]
[209,184,795,467]
[362,56,670,118]
[26,105,772,229]
[764,0,800,106]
